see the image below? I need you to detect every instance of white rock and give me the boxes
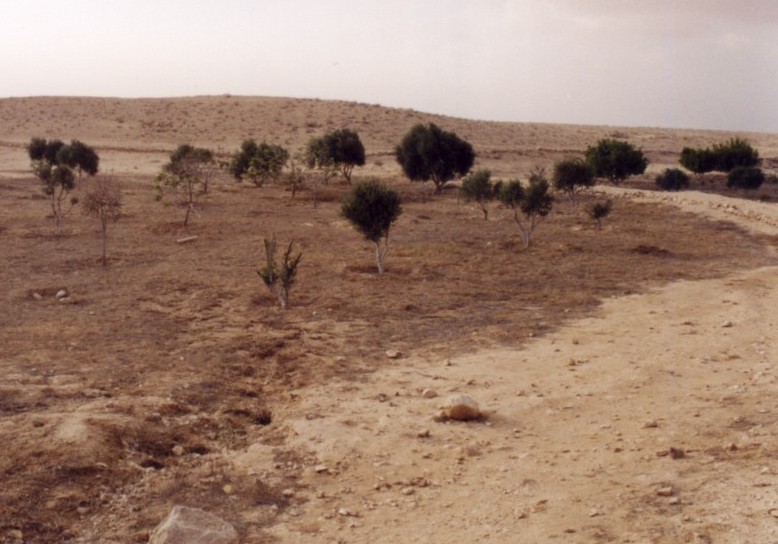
[55,289,68,299]
[148,505,238,544]
[422,388,438,399]
[385,349,402,359]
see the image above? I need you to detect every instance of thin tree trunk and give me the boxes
[374,241,385,275]
[101,220,108,266]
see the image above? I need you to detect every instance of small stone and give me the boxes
[588,508,602,518]
[669,497,680,505]
[722,321,733,328]
[282,489,295,497]
[222,484,234,495]
[385,349,402,359]
[55,289,68,299]
[643,420,659,429]
[401,487,415,496]
[422,388,438,399]
[417,429,431,438]
[656,486,675,497]
[338,508,356,517]
[172,445,185,456]
[769,508,778,518]
[6,530,22,540]
[314,464,330,474]
[669,447,686,459]
[32,293,43,300]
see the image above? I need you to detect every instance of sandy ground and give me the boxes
[236,189,778,544]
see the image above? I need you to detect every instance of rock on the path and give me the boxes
[148,505,238,544]
[55,289,68,300]
[439,395,481,421]
[422,388,438,399]
[385,349,402,359]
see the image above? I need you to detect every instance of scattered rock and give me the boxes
[385,349,402,359]
[176,236,199,244]
[172,445,185,457]
[314,464,330,474]
[421,388,438,399]
[656,486,675,497]
[401,487,415,496]
[55,289,68,299]
[148,505,238,544]
[338,508,358,517]
[222,484,234,495]
[643,420,659,429]
[722,321,733,328]
[669,447,686,459]
[31,293,43,300]
[437,395,481,422]
[417,428,431,438]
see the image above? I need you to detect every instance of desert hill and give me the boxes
[2,95,777,178]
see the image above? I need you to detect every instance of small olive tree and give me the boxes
[460,169,496,219]
[552,158,594,210]
[341,180,403,274]
[257,236,302,309]
[155,144,215,226]
[28,137,94,235]
[81,176,122,266]
[586,200,612,231]
[230,140,289,187]
[585,139,648,185]
[498,170,554,248]
[306,129,365,184]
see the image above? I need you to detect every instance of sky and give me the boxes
[1,0,777,133]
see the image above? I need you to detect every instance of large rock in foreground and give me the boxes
[148,505,238,544]
[439,395,482,421]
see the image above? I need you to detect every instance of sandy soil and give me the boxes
[2,96,778,544]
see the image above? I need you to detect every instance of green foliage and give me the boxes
[27,137,85,235]
[712,138,760,172]
[498,169,553,248]
[679,147,717,175]
[257,236,302,309]
[305,129,365,183]
[585,139,648,185]
[58,139,99,178]
[230,139,289,186]
[655,168,690,191]
[395,123,475,193]
[341,180,403,274]
[586,200,612,230]
[460,169,496,219]
[727,166,765,191]
[680,139,760,175]
[552,158,595,209]
[156,144,215,226]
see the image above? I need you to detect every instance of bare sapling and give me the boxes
[81,176,122,266]
[257,237,302,309]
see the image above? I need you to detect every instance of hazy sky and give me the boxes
[2,1,777,132]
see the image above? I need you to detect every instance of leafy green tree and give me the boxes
[727,166,765,191]
[395,123,475,193]
[341,180,403,274]
[305,129,365,184]
[27,137,86,235]
[257,236,302,309]
[586,200,612,231]
[498,169,554,248]
[155,144,214,226]
[58,139,99,180]
[552,158,595,209]
[585,139,648,185]
[655,168,690,191]
[81,176,122,266]
[460,169,496,219]
[230,140,288,187]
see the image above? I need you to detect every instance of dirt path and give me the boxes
[232,190,778,543]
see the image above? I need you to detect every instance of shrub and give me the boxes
[586,200,612,230]
[305,129,365,184]
[230,140,288,187]
[81,176,122,266]
[655,168,690,191]
[498,169,553,248]
[585,139,648,185]
[552,158,595,209]
[727,166,765,191]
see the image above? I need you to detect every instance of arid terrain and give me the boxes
[1,96,778,543]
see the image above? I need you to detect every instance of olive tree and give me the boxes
[155,144,214,226]
[257,236,302,309]
[341,180,402,274]
[306,129,365,184]
[81,176,122,266]
[230,140,289,187]
[498,170,554,248]
[460,169,496,220]
[28,137,97,235]
[586,200,612,231]
[552,158,595,210]
[395,123,475,193]
[585,139,648,185]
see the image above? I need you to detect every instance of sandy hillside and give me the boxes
[1,96,778,544]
